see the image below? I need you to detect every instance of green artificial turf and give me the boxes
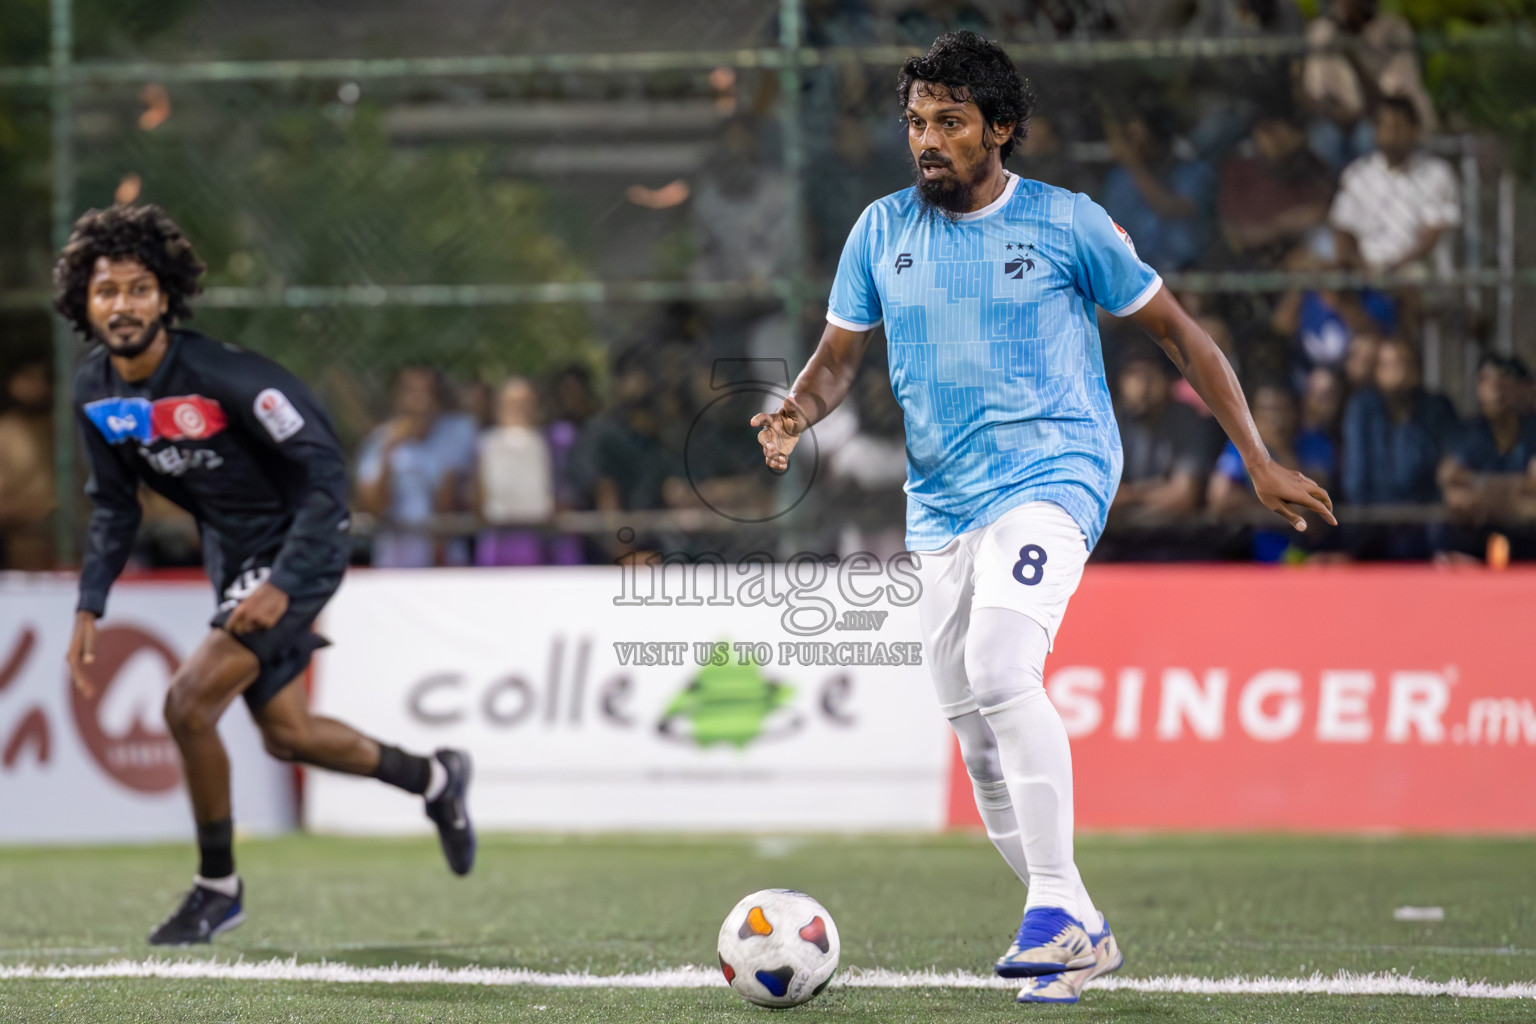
[0,832,1531,1022]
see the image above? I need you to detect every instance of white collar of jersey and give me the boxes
[956,170,1019,222]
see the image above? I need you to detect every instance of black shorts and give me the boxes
[208,554,343,712]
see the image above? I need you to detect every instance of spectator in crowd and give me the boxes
[1341,337,1459,558]
[1271,247,1398,381]
[658,358,777,522]
[892,1,994,48]
[474,377,554,567]
[1341,328,1383,394]
[1185,0,1304,37]
[1209,380,1337,560]
[0,360,56,570]
[1218,111,1334,261]
[544,365,596,504]
[1111,348,1214,525]
[1519,363,1536,417]
[1439,355,1536,558]
[1015,113,1100,197]
[1164,293,1237,419]
[458,378,494,431]
[691,116,786,287]
[1301,0,1436,169]
[543,364,599,564]
[826,368,907,492]
[998,0,1116,38]
[355,365,478,568]
[1300,365,1347,443]
[1100,107,1215,272]
[1330,97,1460,278]
[824,368,909,558]
[566,349,677,514]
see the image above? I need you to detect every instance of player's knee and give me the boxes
[961,741,1003,785]
[260,722,308,763]
[949,711,1003,784]
[163,682,218,739]
[967,659,1042,713]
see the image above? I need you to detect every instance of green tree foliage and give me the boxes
[87,95,595,437]
[3,0,596,421]
[1403,2,1536,174]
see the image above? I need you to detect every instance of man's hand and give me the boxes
[751,397,811,472]
[1250,458,1337,532]
[66,611,99,697]
[224,581,290,635]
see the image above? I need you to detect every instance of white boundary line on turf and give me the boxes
[0,960,1532,999]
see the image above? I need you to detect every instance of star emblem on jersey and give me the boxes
[1003,242,1036,279]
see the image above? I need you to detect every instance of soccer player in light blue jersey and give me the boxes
[754,32,1336,1004]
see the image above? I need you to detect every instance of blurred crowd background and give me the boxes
[3,0,1536,572]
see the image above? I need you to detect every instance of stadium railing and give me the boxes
[0,1,1529,563]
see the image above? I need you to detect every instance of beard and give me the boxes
[94,315,163,359]
[912,154,987,221]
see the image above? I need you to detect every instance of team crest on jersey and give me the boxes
[1003,241,1036,279]
[150,395,228,441]
[1113,221,1139,257]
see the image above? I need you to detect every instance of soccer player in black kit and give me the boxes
[56,204,476,945]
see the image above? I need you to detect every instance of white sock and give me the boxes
[423,755,448,802]
[194,873,240,897]
[949,710,1030,886]
[968,608,1102,934]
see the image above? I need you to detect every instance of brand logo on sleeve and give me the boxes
[150,395,228,441]
[86,395,229,445]
[1113,222,1138,257]
[83,398,155,444]
[253,388,305,442]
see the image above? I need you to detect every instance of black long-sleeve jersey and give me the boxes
[74,329,351,616]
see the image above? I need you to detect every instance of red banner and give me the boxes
[947,566,1536,833]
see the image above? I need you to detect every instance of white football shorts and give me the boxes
[912,500,1089,719]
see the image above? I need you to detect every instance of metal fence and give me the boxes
[1,0,1532,563]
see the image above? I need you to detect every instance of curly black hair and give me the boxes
[52,204,206,339]
[897,31,1036,162]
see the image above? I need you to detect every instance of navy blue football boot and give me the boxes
[425,748,476,876]
[147,879,244,945]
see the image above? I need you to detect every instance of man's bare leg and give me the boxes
[254,676,478,877]
[254,680,383,775]
[149,630,261,944]
[162,630,260,848]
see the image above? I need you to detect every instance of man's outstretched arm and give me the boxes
[752,323,872,470]
[69,406,144,693]
[1129,286,1337,531]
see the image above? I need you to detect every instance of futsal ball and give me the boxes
[717,888,840,1008]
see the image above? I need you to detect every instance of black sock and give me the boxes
[373,744,432,795]
[197,818,235,879]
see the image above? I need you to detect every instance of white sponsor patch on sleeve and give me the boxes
[253,388,305,442]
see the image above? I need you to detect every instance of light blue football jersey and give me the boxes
[826,172,1162,552]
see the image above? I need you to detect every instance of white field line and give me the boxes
[0,959,1532,999]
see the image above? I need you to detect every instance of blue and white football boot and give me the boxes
[1015,916,1123,1003]
[994,906,1099,978]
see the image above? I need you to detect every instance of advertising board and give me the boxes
[308,563,952,833]
[0,575,295,843]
